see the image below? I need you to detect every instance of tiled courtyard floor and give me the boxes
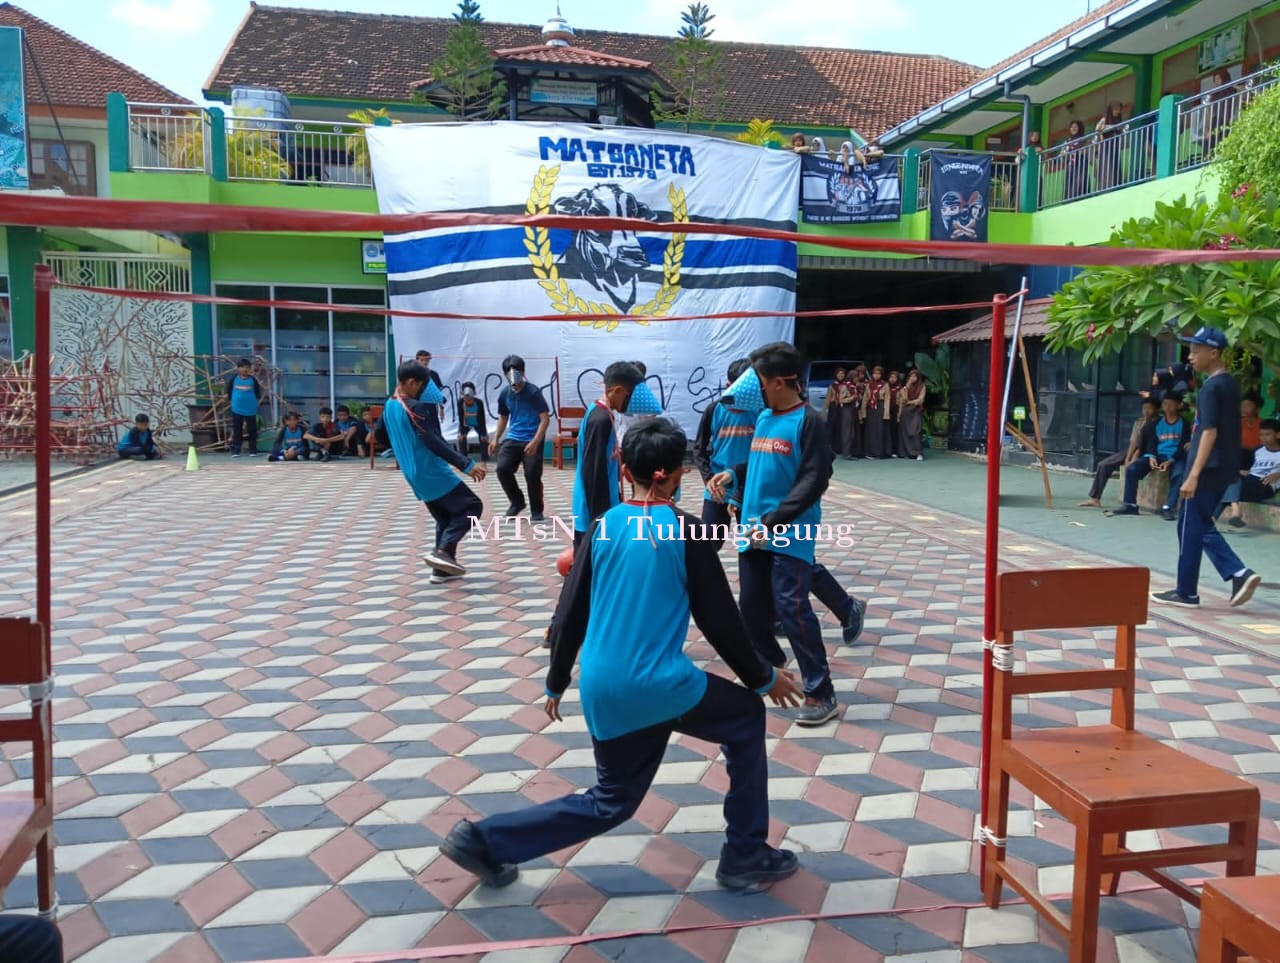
[0,457,1277,962]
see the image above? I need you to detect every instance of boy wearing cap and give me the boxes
[1151,327,1262,608]
[117,413,160,460]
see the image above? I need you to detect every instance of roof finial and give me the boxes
[543,4,574,46]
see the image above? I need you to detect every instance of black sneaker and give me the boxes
[1151,589,1199,607]
[505,503,526,518]
[1160,507,1176,521]
[842,598,866,644]
[772,620,784,637]
[1109,504,1139,516]
[424,552,465,576]
[429,571,464,585]
[1228,517,1247,529]
[320,450,331,462]
[715,844,799,890]
[530,513,547,523]
[1230,569,1262,607]
[440,820,518,887]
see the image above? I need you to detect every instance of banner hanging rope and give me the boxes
[4,193,1279,267]
[49,281,1028,325]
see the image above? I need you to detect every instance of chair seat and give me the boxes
[1006,726,1258,817]
[1201,875,1280,963]
[1204,874,1280,921]
[0,792,50,891]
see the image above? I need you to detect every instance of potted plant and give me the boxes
[913,345,951,448]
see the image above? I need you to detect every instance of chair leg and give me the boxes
[1069,822,1104,963]
[1226,817,1258,877]
[982,769,1010,908]
[1196,910,1234,963]
[36,829,55,915]
[1100,831,1125,895]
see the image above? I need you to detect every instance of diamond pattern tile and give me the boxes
[0,459,1277,961]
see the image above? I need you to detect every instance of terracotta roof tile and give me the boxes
[0,2,189,109]
[933,299,1053,344]
[490,45,655,71]
[206,4,980,135]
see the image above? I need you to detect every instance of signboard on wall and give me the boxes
[1199,22,1245,74]
[361,239,386,275]
[0,26,29,190]
[530,79,597,107]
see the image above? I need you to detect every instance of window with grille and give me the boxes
[29,139,97,195]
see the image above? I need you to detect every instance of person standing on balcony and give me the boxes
[1094,102,1126,192]
[1203,69,1238,158]
[1060,119,1090,201]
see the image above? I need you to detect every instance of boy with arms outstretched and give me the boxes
[442,420,803,890]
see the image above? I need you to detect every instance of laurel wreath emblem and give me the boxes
[524,165,688,331]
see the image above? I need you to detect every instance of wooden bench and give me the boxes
[983,568,1260,963]
[0,618,55,917]
[1198,875,1280,963]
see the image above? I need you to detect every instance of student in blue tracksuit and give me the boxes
[708,342,856,727]
[379,360,487,583]
[440,420,803,891]
[1112,391,1190,519]
[571,361,644,548]
[117,413,160,460]
[694,358,755,547]
[268,412,309,461]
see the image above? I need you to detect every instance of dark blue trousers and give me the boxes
[475,673,768,864]
[1123,458,1185,507]
[117,445,158,460]
[0,914,62,963]
[701,498,733,549]
[739,550,834,700]
[426,482,483,556]
[1176,486,1246,599]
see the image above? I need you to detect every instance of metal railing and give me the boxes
[1036,109,1158,210]
[127,102,207,173]
[1175,66,1280,174]
[44,253,192,293]
[224,117,373,187]
[916,150,1020,212]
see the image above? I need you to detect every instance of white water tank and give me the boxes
[230,87,291,120]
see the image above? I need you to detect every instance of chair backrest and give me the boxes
[994,567,1149,730]
[364,403,384,426]
[557,406,587,435]
[0,619,48,688]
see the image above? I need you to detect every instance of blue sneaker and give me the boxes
[842,598,866,644]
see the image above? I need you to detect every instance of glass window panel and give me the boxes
[274,289,331,419]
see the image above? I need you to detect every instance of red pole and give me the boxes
[34,265,54,651]
[978,293,1008,879]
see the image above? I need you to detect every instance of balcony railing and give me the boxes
[1175,67,1280,174]
[916,149,1019,213]
[225,117,373,187]
[1036,109,1158,210]
[127,102,207,173]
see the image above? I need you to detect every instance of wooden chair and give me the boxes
[552,406,587,469]
[0,619,55,917]
[983,567,1260,963]
[365,403,385,470]
[1198,875,1280,963]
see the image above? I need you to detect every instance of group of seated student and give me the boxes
[1109,390,1191,519]
[267,406,366,462]
[1219,392,1280,527]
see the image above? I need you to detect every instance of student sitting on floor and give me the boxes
[268,412,309,461]
[304,407,346,462]
[117,413,161,460]
[334,405,364,457]
[439,419,802,891]
[1112,391,1190,519]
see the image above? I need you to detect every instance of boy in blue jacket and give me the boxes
[380,360,487,582]
[571,361,644,548]
[117,413,160,460]
[709,342,856,727]
[441,420,802,890]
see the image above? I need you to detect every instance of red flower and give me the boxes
[1085,323,1097,342]
[1232,183,1252,199]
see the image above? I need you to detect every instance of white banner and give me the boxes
[367,122,799,434]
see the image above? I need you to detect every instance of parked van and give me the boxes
[802,359,864,410]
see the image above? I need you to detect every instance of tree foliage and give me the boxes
[732,119,786,147]
[1046,187,1280,368]
[652,3,728,132]
[1209,74,1280,202]
[426,0,507,120]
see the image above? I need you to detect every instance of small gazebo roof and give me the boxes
[491,44,654,71]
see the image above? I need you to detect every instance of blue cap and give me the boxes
[624,380,663,416]
[721,366,765,413]
[1177,325,1228,350]
[419,379,444,405]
